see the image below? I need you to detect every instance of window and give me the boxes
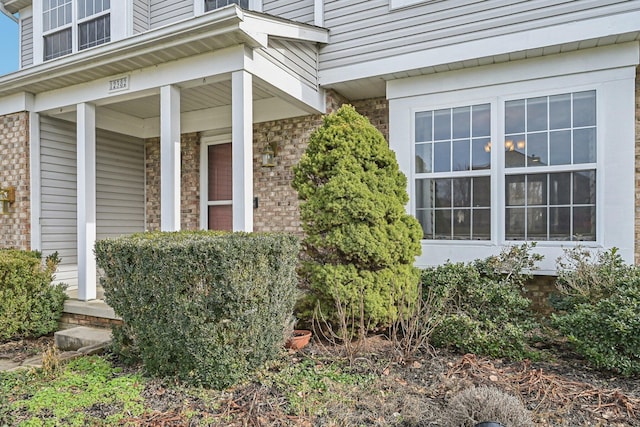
[205,0,249,12]
[504,91,596,241]
[414,104,492,240]
[413,90,597,242]
[43,0,110,61]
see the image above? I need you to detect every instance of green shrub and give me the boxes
[291,105,423,335]
[552,247,640,376]
[94,231,300,388]
[422,244,540,360]
[0,250,67,341]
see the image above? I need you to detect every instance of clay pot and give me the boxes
[285,329,312,350]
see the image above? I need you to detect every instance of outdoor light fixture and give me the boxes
[0,186,15,215]
[261,141,278,167]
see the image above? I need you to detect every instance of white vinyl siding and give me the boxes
[256,38,318,89]
[39,116,145,288]
[149,0,193,29]
[133,0,150,33]
[20,16,34,68]
[263,0,314,24]
[320,0,637,72]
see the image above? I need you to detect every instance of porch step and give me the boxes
[54,326,112,352]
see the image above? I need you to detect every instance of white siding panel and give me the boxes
[257,38,318,88]
[133,0,150,33]
[149,0,193,29]
[320,0,638,71]
[40,116,78,287]
[20,16,33,68]
[263,0,314,24]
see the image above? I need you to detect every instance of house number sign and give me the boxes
[109,76,130,92]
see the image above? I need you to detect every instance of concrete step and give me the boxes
[54,326,112,352]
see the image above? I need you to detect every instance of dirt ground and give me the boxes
[2,336,639,426]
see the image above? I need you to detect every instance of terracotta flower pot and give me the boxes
[285,329,312,350]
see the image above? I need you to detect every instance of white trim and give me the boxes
[160,85,181,231]
[320,12,640,86]
[231,70,253,231]
[389,0,434,10]
[389,59,636,273]
[28,111,41,251]
[250,0,262,13]
[194,0,205,16]
[76,102,97,301]
[314,0,323,27]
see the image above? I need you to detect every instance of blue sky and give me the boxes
[0,12,19,76]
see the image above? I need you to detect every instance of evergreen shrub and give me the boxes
[422,244,540,360]
[0,250,66,341]
[291,105,423,333]
[552,247,640,376]
[94,231,300,388]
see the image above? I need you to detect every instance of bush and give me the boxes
[291,105,423,335]
[552,247,640,376]
[94,231,300,389]
[422,244,540,360]
[443,386,534,427]
[0,250,67,341]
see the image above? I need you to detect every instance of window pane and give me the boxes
[433,142,450,173]
[505,208,525,240]
[471,137,491,170]
[527,207,547,239]
[472,209,491,240]
[527,132,547,166]
[573,171,596,205]
[472,104,491,137]
[415,179,432,209]
[505,99,525,134]
[573,128,596,164]
[44,28,72,60]
[452,106,470,139]
[434,210,452,239]
[573,91,596,127]
[505,175,525,206]
[473,176,490,207]
[549,93,571,129]
[79,15,110,50]
[208,143,232,201]
[415,111,432,142]
[208,205,232,231]
[549,130,571,165]
[573,206,596,240]
[549,207,570,240]
[527,174,547,206]
[415,143,432,173]
[452,140,470,171]
[527,97,547,132]
[549,172,571,205]
[416,209,433,239]
[453,209,470,240]
[434,179,451,208]
[452,178,470,208]
[434,109,451,141]
[505,135,525,168]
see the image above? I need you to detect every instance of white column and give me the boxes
[29,112,41,251]
[231,70,253,232]
[77,103,97,301]
[160,85,181,231]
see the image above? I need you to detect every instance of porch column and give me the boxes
[160,85,181,231]
[231,70,253,231]
[77,103,97,301]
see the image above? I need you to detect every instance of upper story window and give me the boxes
[205,0,249,12]
[43,0,110,61]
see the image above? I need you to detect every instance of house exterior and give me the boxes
[0,0,639,302]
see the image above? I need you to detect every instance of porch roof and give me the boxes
[0,6,328,99]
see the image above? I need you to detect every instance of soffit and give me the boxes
[1,0,30,14]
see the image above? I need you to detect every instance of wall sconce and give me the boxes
[0,186,15,215]
[261,141,278,167]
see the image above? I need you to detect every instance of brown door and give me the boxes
[207,143,232,230]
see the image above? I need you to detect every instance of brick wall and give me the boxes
[0,112,30,250]
[145,132,200,231]
[636,66,640,264]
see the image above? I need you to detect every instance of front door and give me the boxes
[207,143,232,230]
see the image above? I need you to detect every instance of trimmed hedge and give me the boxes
[94,231,300,388]
[0,250,67,341]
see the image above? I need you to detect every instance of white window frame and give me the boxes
[389,47,637,273]
[77,0,111,51]
[390,0,436,10]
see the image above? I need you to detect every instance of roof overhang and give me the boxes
[0,0,30,14]
[0,6,328,98]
